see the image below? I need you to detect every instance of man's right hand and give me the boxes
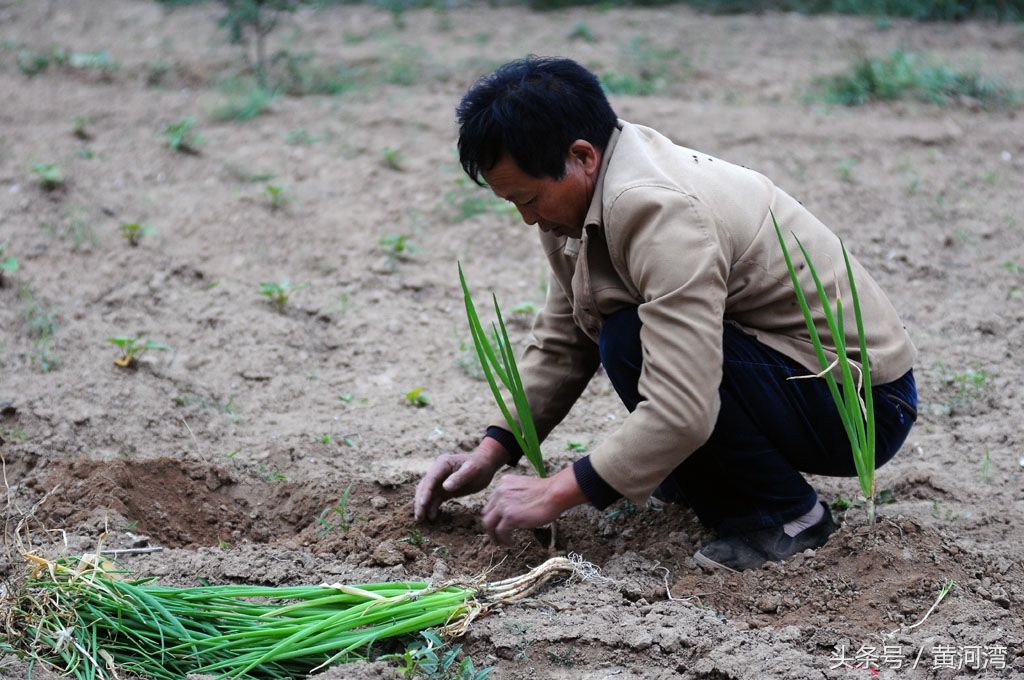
[414,438,510,522]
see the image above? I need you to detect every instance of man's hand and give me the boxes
[481,465,587,545]
[414,438,509,522]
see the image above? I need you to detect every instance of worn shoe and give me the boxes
[693,502,837,573]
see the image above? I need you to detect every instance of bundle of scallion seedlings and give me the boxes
[2,552,586,679]
[772,211,877,523]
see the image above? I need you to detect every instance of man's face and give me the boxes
[481,141,600,240]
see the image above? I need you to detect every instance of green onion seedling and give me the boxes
[107,336,170,368]
[772,211,877,523]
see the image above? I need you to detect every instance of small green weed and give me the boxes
[0,243,18,283]
[404,387,429,408]
[212,85,276,122]
[817,49,1017,109]
[606,499,639,521]
[259,280,307,310]
[398,528,428,546]
[107,336,170,368]
[164,117,203,154]
[73,117,93,140]
[19,287,59,372]
[285,128,317,145]
[119,223,154,246]
[568,22,597,43]
[259,465,288,483]
[382,147,405,171]
[317,482,354,535]
[380,234,415,261]
[40,212,97,250]
[272,50,359,96]
[17,47,66,76]
[939,366,989,414]
[31,163,64,191]
[510,301,538,317]
[264,184,288,210]
[384,631,494,680]
[834,157,858,182]
[446,176,516,222]
[979,448,992,482]
[601,38,689,97]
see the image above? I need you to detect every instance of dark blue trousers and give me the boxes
[599,306,917,535]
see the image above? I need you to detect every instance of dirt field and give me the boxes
[1,1,1023,678]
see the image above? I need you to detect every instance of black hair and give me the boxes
[456,56,617,185]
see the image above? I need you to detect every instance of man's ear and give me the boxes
[567,140,600,176]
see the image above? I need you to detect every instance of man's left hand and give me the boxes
[481,465,587,544]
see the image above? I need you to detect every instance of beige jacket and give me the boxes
[497,121,916,503]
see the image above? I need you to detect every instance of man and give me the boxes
[414,56,917,572]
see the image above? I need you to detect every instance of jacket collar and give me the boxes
[582,121,623,232]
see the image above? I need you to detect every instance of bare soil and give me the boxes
[1,2,1023,678]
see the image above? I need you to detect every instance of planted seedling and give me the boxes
[264,184,288,210]
[119,223,154,246]
[773,211,877,523]
[31,163,64,191]
[164,117,203,154]
[459,264,556,548]
[404,387,429,408]
[107,336,170,368]
[259,280,306,310]
[317,482,354,535]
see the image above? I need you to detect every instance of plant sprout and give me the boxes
[0,243,17,283]
[107,336,170,368]
[163,117,203,154]
[31,163,63,190]
[382,147,405,171]
[265,184,288,210]
[317,481,354,535]
[458,264,545,480]
[405,387,430,408]
[772,211,877,523]
[380,234,415,261]
[118,223,154,246]
[260,280,307,310]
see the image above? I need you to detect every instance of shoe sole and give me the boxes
[692,550,740,574]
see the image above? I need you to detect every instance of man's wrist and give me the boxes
[475,437,511,471]
[548,465,588,513]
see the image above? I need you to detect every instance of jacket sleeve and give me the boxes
[588,185,730,502]
[487,265,601,463]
